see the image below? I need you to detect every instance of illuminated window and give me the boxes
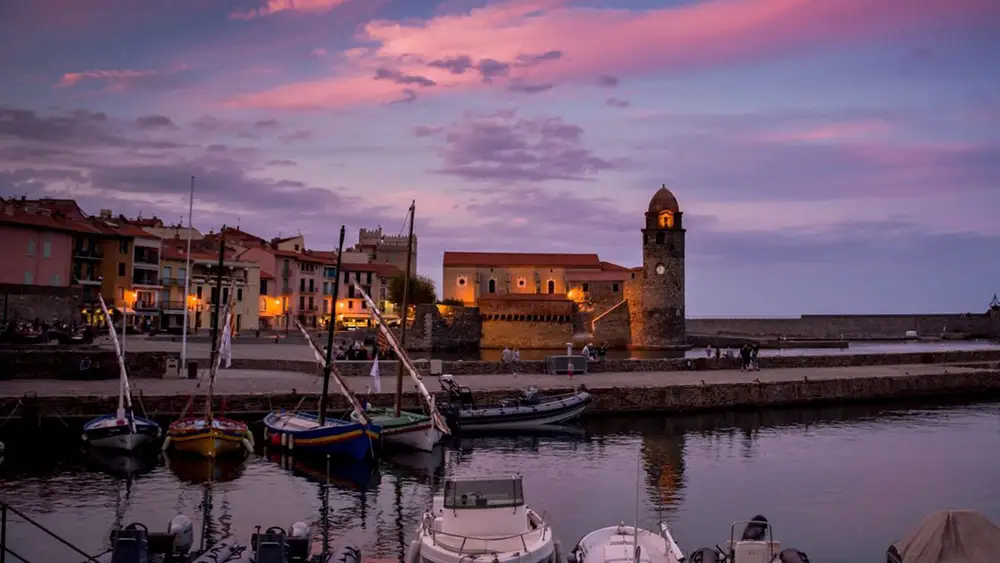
[658,210,674,228]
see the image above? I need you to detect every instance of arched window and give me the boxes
[547,280,555,294]
[488,279,496,293]
[655,232,665,244]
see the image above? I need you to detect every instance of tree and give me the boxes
[388,273,437,307]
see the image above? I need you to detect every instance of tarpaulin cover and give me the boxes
[890,510,1000,563]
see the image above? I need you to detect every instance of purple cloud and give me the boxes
[416,109,618,182]
[373,67,437,87]
[606,97,630,108]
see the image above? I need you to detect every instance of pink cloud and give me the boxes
[57,69,158,89]
[760,120,892,143]
[226,0,1000,110]
[230,0,353,20]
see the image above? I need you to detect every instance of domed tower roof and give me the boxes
[648,185,680,214]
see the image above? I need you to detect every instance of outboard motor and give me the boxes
[688,548,720,563]
[110,523,149,563]
[252,526,291,563]
[285,521,311,562]
[168,514,194,555]
[778,548,810,563]
[741,515,770,541]
[520,386,540,405]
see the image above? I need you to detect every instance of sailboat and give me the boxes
[82,293,161,451]
[263,225,383,461]
[164,234,254,458]
[349,201,450,452]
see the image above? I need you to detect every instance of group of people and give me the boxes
[704,342,761,371]
[500,346,522,364]
[581,342,608,361]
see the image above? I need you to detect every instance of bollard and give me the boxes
[566,342,572,356]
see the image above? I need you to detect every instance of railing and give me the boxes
[72,248,103,259]
[420,510,549,555]
[160,300,188,311]
[134,300,159,311]
[1,500,104,563]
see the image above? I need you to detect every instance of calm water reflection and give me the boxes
[2,400,999,563]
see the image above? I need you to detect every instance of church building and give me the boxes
[441,185,686,349]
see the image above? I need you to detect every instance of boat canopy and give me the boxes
[443,476,524,510]
[889,510,1000,563]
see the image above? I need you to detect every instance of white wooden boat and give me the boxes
[406,475,561,563]
[569,522,683,563]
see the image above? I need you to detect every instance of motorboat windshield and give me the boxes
[443,476,525,510]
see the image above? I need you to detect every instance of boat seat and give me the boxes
[110,527,149,563]
[731,541,780,563]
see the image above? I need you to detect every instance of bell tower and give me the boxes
[637,185,686,347]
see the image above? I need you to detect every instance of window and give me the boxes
[260,279,268,295]
[323,300,328,314]
[24,271,33,284]
[309,279,314,292]
[656,232,665,244]
[119,240,129,254]
[196,286,203,299]
[236,314,242,331]
[348,285,356,298]
[582,283,589,292]
[223,288,229,303]
[308,296,314,310]
[344,271,349,284]
[354,272,361,282]
[547,280,555,294]
[299,296,305,309]
[237,288,243,301]
[299,278,305,291]
[488,279,496,294]
[211,287,218,304]
[323,281,329,295]
[443,478,524,510]
[162,266,171,281]
[118,262,126,276]
[365,272,372,284]
[348,300,354,309]
[26,238,35,256]
[361,299,367,310]
[42,239,51,258]
[294,244,299,251]
[51,274,60,285]
[612,283,619,292]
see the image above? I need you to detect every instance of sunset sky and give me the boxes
[2,0,999,316]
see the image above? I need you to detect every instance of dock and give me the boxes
[2,362,998,420]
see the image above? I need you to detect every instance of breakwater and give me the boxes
[6,347,999,380]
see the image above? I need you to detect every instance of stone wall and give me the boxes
[10,366,999,420]
[0,349,171,380]
[1,283,82,325]
[481,318,574,349]
[687,313,994,340]
[592,301,632,347]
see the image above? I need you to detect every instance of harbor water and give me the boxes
[1,399,999,563]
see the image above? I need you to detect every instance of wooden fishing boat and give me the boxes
[263,226,382,461]
[345,202,450,452]
[164,234,253,459]
[82,293,161,451]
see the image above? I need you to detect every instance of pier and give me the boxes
[2,361,998,420]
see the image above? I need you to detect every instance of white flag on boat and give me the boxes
[220,314,233,369]
[370,354,381,393]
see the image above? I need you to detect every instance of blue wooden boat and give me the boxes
[263,411,381,461]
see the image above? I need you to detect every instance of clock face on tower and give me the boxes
[655,263,665,275]
[657,210,675,229]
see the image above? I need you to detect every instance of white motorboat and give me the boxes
[569,522,684,563]
[406,475,561,563]
[686,515,810,563]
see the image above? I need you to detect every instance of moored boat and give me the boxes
[569,522,684,563]
[439,375,591,432]
[166,416,254,458]
[245,522,362,563]
[405,474,560,563]
[887,509,1000,563]
[352,406,441,452]
[82,293,162,451]
[686,515,810,563]
[263,410,379,461]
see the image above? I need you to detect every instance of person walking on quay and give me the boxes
[750,344,760,371]
[740,343,751,371]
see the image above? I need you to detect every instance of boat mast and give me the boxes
[97,293,135,431]
[395,200,415,417]
[180,175,195,374]
[295,320,368,424]
[206,232,226,420]
[319,225,347,425]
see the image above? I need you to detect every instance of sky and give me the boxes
[1,0,999,317]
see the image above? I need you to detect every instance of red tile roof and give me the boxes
[443,252,603,268]
[221,226,266,244]
[260,271,275,280]
[566,270,630,282]
[0,204,101,234]
[600,261,629,271]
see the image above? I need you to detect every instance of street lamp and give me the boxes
[121,289,136,354]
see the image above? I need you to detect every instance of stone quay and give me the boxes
[2,361,998,423]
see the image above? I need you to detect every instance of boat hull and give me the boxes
[448,391,592,432]
[82,414,161,452]
[165,417,252,458]
[356,408,442,452]
[572,524,684,563]
[263,411,381,461]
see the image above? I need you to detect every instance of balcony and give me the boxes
[160,277,188,286]
[161,300,189,312]
[301,287,317,294]
[133,248,160,267]
[73,247,104,260]
[132,270,161,287]
[134,300,159,312]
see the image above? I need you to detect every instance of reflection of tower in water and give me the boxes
[639,422,687,506]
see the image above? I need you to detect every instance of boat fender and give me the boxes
[288,434,294,450]
[778,548,810,563]
[566,550,578,563]
[161,436,172,451]
[242,437,254,453]
[191,536,244,562]
[168,514,195,554]
[405,540,421,563]
[245,431,256,447]
[553,539,565,563]
[337,545,362,563]
[688,548,720,563]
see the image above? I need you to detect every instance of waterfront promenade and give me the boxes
[2,362,998,418]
